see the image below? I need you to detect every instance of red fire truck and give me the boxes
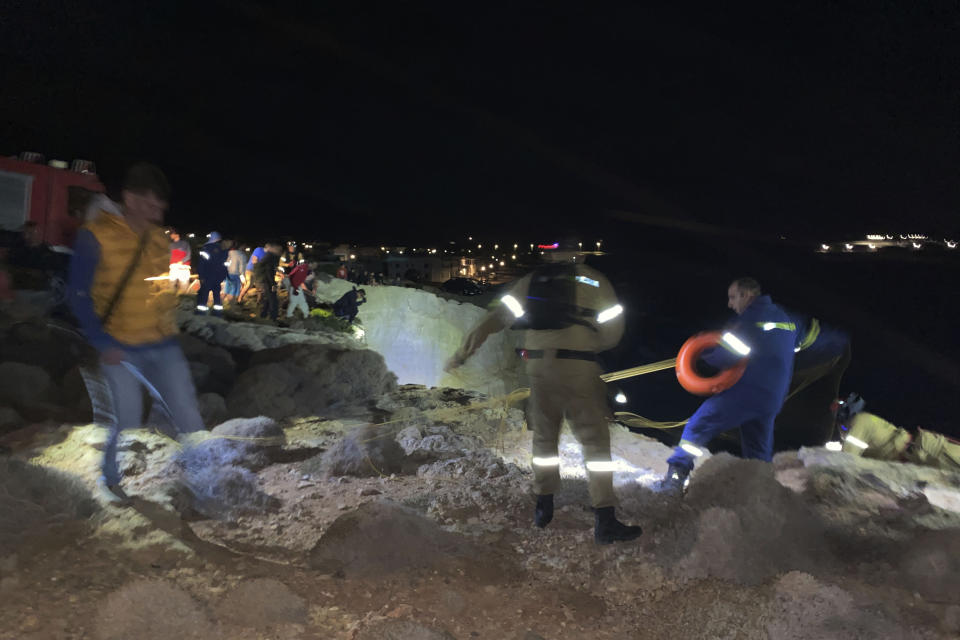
[0,152,105,248]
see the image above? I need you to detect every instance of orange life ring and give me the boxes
[676,331,747,396]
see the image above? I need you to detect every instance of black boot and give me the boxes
[659,463,690,495]
[594,506,642,544]
[534,494,554,528]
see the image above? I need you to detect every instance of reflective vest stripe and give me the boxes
[795,317,821,352]
[756,321,796,331]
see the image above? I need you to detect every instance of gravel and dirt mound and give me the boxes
[0,457,98,555]
[308,499,506,578]
[95,579,215,640]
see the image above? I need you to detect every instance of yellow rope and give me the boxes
[600,358,677,382]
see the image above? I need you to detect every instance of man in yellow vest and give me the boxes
[445,247,642,544]
[67,163,204,503]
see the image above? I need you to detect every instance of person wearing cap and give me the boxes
[445,245,642,544]
[660,277,797,492]
[195,231,228,316]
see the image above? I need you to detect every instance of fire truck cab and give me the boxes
[0,152,106,249]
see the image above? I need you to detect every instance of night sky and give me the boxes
[3,2,959,243]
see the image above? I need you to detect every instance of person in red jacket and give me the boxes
[168,229,191,294]
[286,261,313,318]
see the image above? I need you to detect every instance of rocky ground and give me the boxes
[1,295,959,639]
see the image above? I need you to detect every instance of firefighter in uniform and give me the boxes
[446,251,642,544]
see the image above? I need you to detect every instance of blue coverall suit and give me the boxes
[774,313,852,449]
[667,295,797,470]
[196,241,228,315]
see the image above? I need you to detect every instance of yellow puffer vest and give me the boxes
[84,212,178,346]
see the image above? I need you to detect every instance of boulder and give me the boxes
[177,334,237,395]
[227,344,397,419]
[358,286,520,397]
[197,393,227,427]
[180,416,285,471]
[215,578,307,629]
[0,361,53,408]
[357,621,456,640]
[95,580,215,640]
[172,417,285,520]
[313,424,408,478]
[0,321,83,381]
[0,407,23,434]
[308,499,482,577]
[178,313,357,352]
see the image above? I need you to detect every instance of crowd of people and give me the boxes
[168,232,367,324]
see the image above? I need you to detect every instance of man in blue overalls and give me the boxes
[662,277,797,492]
[195,231,228,316]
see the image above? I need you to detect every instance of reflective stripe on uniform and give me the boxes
[679,440,705,457]
[585,460,617,472]
[596,304,623,324]
[531,456,560,466]
[845,435,869,450]
[795,317,821,352]
[501,294,525,318]
[575,275,599,287]
[757,321,796,332]
[720,331,751,356]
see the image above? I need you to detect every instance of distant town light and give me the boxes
[511,254,516,260]
[912,243,921,249]
[866,234,885,240]
[867,243,876,250]
[494,244,498,249]
[596,241,601,249]
[946,240,957,249]
[844,244,854,250]
[349,254,356,259]
[821,244,830,251]
[188,233,196,238]
[499,261,505,266]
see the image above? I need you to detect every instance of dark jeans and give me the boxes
[196,279,223,312]
[259,284,278,320]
